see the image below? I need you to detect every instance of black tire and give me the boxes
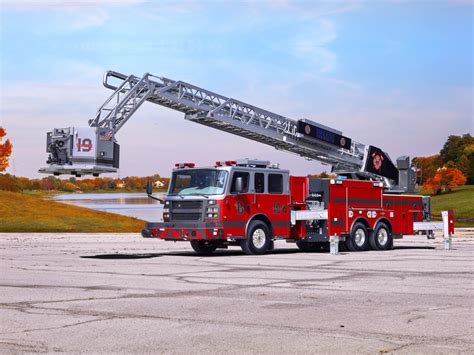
[141,228,151,238]
[190,240,217,255]
[296,241,328,252]
[346,222,369,252]
[369,222,393,251]
[240,220,272,255]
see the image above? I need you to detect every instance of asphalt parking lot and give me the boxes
[1,232,473,353]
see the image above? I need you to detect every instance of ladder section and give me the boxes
[90,72,155,133]
[102,71,366,172]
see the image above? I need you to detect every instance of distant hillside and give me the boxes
[421,186,474,227]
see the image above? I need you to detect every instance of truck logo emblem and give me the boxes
[235,201,245,215]
[372,152,384,171]
[304,125,311,135]
[272,202,282,214]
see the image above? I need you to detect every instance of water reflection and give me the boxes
[52,192,164,222]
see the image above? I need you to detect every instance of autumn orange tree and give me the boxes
[0,127,13,173]
[423,167,467,195]
[412,154,443,184]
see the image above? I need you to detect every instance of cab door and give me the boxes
[254,172,290,238]
[226,170,252,237]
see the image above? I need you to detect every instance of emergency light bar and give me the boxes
[175,163,196,168]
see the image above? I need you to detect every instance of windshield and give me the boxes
[169,169,228,196]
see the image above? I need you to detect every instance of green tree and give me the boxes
[439,134,474,184]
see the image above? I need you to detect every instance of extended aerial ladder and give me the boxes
[40,70,415,192]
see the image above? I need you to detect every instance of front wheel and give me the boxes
[240,221,272,255]
[346,222,369,252]
[190,240,217,255]
[369,222,393,250]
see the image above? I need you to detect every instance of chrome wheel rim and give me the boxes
[354,228,366,247]
[377,228,388,246]
[252,228,266,249]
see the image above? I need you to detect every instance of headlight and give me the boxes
[163,208,169,213]
[207,213,213,218]
[165,201,170,205]
[208,200,216,205]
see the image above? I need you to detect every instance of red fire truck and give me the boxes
[40,70,454,254]
[141,159,453,255]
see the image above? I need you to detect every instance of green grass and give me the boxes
[0,191,145,233]
[417,185,474,227]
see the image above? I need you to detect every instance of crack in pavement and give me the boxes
[1,303,471,350]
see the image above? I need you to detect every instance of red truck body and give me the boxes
[142,160,451,254]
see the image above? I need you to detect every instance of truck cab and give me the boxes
[142,159,291,255]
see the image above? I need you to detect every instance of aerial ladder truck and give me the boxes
[40,71,454,255]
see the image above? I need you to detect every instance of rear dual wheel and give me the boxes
[369,222,393,251]
[345,222,369,252]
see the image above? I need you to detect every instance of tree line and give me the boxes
[414,134,472,194]
[0,174,170,193]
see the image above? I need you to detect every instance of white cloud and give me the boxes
[68,7,110,30]
[1,0,146,8]
[291,19,338,74]
[1,0,146,30]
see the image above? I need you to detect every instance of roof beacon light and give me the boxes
[175,163,195,168]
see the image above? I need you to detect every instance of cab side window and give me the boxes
[254,173,265,193]
[268,174,283,194]
[230,171,249,193]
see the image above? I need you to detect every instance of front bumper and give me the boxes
[142,221,225,240]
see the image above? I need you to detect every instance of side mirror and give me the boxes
[146,178,164,203]
[234,177,244,193]
[146,178,153,195]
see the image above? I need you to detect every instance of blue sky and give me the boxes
[1,0,472,178]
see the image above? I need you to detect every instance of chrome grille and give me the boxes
[171,213,201,221]
[171,200,203,210]
[170,200,203,221]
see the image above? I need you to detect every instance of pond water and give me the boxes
[52,192,164,222]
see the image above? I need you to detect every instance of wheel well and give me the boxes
[351,217,370,232]
[247,214,273,235]
[375,218,392,232]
